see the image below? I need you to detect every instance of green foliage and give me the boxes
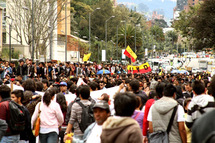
[166,30,178,43]
[1,47,20,60]
[154,19,168,28]
[150,25,165,42]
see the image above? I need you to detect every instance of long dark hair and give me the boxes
[56,93,67,113]
[43,88,56,106]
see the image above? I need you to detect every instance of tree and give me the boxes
[166,30,178,53]
[150,25,164,42]
[7,0,67,59]
[191,0,215,49]
[154,19,168,28]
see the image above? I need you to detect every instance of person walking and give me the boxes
[31,88,64,143]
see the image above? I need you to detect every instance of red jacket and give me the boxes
[142,99,155,136]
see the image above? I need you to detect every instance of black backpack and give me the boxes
[77,101,95,133]
[8,100,26,132]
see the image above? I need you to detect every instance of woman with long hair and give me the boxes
[31,88,64,143]
[56,93,67,143]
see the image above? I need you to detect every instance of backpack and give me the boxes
[148,105,178,143]
[8,100,26,132]
[77,101,95,133]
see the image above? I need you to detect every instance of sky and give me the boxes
[117,0,177,23]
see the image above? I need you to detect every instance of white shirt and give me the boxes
[147,105,185,122]
[86,123,102,143]
[64,93,76,105]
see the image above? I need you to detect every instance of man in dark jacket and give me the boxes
[0,119,7,141]
[0,85,20,142]
[16,59,27,80]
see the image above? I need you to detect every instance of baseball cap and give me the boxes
[59,81,67,86]
[93,100,110,110]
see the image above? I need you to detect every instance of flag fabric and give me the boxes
[127,62,152,74]
[123,46,137,62]
[139,62,152,74]
[83,53,91,62]
[127,65,138,74]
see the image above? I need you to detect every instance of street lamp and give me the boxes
[121,20,126,49]
[89,7,100,53]
[6,16,13,62]
[105,15,115,61]
[135,24,140,53]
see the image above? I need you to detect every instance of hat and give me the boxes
[93,100,110,110]
[59,81,67,86]
[10,78,15,82]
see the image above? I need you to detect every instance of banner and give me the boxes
[83,53,91,61]
[102,50,106,61]
[139,62,152,73]
[123,46,137,62]
[127,65,138,74]
[127,62,152,74]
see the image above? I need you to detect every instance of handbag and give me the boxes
[148,105,178,143]
[33,103,41,137]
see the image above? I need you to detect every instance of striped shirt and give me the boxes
[69,100,91,135]
[185,94,215,129]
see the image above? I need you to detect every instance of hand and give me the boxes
[143,136,148,143]
[64,134,73,142]
[119,83,124,90]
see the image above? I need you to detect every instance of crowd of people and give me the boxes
[0,58,215,143]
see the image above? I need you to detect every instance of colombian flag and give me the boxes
[127,65,138,74]
[139,62,152,73]
[83,53,91,62]
[124,46,137,62]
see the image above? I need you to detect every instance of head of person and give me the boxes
[185,82,192,92]
[79,85,90,100]
[192,80,205,96]
[163,83,177,98]
[35,81,43,91]
[114,92,136,117]
[19,59,24,66]
[42,79,49,89]
[135,96,142,110]
[69,84,77,94]
[148,90,158,99]
[22,91,33,106]
[0,85,11,101]
[11,90,24,105]
[22,79,36,92]
[93,100,110,125]
[59,81,67,93]
[128,79,140,93]
[43,88,56,106]
[155,82,166,98]
[98,93,109,103]
[47,61,52,66]
[88,81,98,91]
[56,93,67,113]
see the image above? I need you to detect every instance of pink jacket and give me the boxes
[31,101,64,129]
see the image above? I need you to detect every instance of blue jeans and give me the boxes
[0,135,20,143]
[39,132,58,143]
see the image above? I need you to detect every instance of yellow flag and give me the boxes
[83,53,91,61]
[124,46,137,62]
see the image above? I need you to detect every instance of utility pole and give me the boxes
[32,0,35,61]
